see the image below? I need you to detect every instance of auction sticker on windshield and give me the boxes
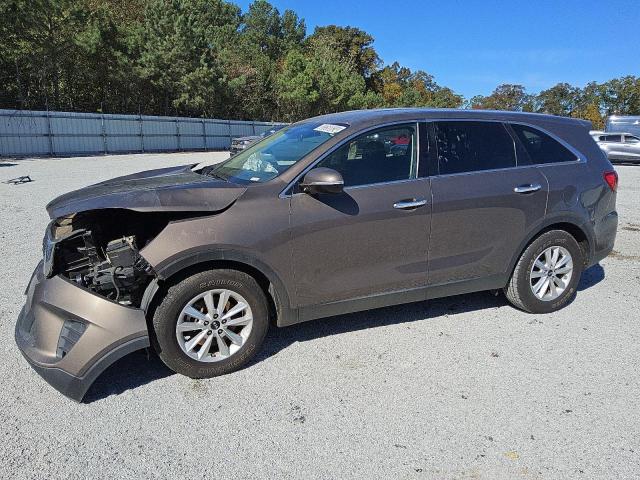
[313,124,347,135]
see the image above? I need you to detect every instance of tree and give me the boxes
[0,0,89,110]
[275,45,377,121]
[536,82,580,116]
[371,62,462,109]
[0,0,468,119]
[135,0,241,116]
[307,26,380,79]
[572,103,604,130]
[241,0,304,60]
[471,84,532,111]
[221,0,306,120]
[598,76,640,116]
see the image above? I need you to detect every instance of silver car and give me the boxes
[595,132,640,164]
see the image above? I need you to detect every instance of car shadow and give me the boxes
[577,263,605,291]
[84,264,605,402]
[83,350,174,403]
[251,290,507,366]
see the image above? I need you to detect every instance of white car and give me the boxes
[594,132,640,164]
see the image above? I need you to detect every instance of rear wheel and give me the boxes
[505,230,584,313]
[152,269,269,378]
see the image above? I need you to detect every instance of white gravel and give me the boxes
[0,153,639,479]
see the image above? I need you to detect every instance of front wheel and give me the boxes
[152,269,269,378]
[505,230,584,313]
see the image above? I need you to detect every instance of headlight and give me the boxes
[42,216,77,278]
[42,221,56,277]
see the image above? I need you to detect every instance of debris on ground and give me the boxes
[3,175,33,185]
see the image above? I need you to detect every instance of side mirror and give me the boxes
[300,167,344,195]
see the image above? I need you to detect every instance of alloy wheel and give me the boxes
[175,289,253,362]
[529,246,574,301]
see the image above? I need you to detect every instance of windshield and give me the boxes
[203,122,348,184]
[259,125,286,138]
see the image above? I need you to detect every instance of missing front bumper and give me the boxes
[15,262,150,402]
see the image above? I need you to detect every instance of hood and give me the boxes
[46,164,247,219]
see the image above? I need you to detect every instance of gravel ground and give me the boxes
[0,153,638,479]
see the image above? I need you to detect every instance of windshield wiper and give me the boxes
[202,166,227,181]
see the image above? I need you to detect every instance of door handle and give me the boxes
[514,184,542,194]
[393,199,427,210]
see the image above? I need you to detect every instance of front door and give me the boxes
[427,120,549,292]
[289,123,431,316]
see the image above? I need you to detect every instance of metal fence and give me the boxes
[0,109,286,157]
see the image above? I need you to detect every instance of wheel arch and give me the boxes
[507,215,594,280]
[141,248,297,327]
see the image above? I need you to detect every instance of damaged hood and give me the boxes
[46,164,247,219]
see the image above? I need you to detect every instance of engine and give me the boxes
[57,230,152,305]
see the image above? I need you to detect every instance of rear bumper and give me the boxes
[589,211,618,267]
[15,262,150,402]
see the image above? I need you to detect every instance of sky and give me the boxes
[234,0,640,99]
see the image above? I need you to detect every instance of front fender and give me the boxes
[145,246,297,327]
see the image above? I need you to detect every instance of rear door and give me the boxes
[427,120,549,292]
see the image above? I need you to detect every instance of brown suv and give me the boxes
[16,109,618,401]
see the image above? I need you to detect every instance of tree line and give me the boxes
[1,0,638,128]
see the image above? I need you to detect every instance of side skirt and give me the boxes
[285,273,508,327]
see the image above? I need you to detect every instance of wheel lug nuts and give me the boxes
[204,321,209,325]
[221,319,226,324]
[218,329,223,334]
[213,314,218,319]
[207,330,212,335]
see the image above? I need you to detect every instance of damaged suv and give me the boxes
[16,109,618,401]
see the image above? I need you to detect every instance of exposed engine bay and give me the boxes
[57,231,151,305]
[47,209,198,306]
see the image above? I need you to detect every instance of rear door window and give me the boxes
[511,124,578,164]
[600,134,622,143]
[625,135,640,144]
[434,121,516,175]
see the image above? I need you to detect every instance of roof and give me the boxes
[607,115,640,121]
[305,108,591,130]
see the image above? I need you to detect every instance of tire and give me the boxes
[504,230,584,313]
[151,269,269,378]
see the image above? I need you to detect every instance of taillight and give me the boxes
[603,171,618,192]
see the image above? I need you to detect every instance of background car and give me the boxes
[229,124,286,154]
[594,132,640,164]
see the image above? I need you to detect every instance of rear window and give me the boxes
[511,124,577,164]
[434,121,516,175]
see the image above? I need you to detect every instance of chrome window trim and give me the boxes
[425,118,585,178]
[344,177,425,191]
[279,120,421,198]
